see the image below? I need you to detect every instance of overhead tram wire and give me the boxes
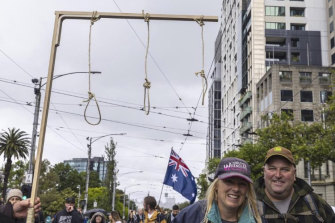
[0,97,206,137]
[0,78,208,124]
[0,48,34,78]
[177,27,223,154]
[0,94,86,153]
[111,0,193,116]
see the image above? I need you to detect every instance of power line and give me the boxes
[0,48,34,78]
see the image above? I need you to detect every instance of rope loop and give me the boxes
[83,91,102,125]
[142,10,151,115]
[84,11,102,125]
[195,16,207,105]
[143,78,151,115]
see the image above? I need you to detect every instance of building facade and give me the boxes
[217,0,330,154]
[64,157,107,181]
[256,64,335,205]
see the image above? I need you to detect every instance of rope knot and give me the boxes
[143,78,151,89]
[90,11,100,25]
[195,16,205,26]
[142,10,150,22]
[195,70,205,78]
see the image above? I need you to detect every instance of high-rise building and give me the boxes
[218,0,330,154]
[207,29,223,163]
[64,157,107,181]
[256,64,334,205]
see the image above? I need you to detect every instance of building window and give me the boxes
[330,22,334,33]
[279,71,292,82]
[291,38,299,47]
[330,6,333,17]
[300,91,313,102]
[291,23,305,31]
[332,53,335,64]
[320,90,333,103]
[281,90,293,101]
[281,109,294,120]
[299,72,312,83]
[319,72,331,84]
[266,22,286,30]
[290,7,305,17]
[331,37,335,49]
[301,110,314,122]
[291,52,300,62]
[266,6,285,16]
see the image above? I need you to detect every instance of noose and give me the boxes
[143,11,151,115]
[195,16,208,105]
[84,11,102,125]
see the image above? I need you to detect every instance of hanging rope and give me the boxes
[84,11,102,125]
[194,16,207,105]
[143,11,151,115]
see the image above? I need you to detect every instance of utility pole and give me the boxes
[27,78,42,185]
[84,137,92,213]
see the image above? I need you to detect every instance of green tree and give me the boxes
[104,138,118,210]
[8,160,27,188]
[196,173,209,199]
[0,128,30,197]
[52,163,84,192]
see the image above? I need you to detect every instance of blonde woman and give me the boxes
[173,157,261,223]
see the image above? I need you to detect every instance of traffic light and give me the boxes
[21,184,32,199]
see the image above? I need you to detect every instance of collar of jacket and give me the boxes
[254,176,314,210]
[207,202,256,223]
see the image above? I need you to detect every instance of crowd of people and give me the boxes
[0,146,335,222]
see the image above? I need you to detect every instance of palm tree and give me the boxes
[0,128,30,197]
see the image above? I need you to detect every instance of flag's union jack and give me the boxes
[168,149,190,177]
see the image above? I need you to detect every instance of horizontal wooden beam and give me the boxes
[56,11,218,22]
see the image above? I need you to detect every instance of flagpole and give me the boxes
[158,183,164,207]
[159,147,173,206]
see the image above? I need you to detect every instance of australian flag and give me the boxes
[163,149,197,204]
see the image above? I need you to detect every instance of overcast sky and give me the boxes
[0,0,221,204]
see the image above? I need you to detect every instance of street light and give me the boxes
[122,183,141,220]
[27,71,101,185]
[84,133,126,213]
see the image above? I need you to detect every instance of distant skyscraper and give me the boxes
[64,157,107,181]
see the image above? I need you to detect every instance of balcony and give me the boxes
[240,122,252,134]
[299,76,312,84]
[239,91,252,106]
[319,76,331,85]
[240,106,252,120]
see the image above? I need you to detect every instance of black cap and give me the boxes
[65,197,75,204]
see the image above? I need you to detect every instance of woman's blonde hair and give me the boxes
[202,178,261,223]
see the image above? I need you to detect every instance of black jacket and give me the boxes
[52,208,83,223]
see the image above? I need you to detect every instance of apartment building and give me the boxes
[218,0,329,154]
[256,64,335,205]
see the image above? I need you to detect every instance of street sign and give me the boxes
[25,173,33,184]
[93,201,97,208]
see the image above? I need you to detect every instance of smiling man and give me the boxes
[255,146,335,222]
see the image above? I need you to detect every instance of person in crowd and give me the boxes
[1,188,43,223]
[166,205,179,223]
[255,146,335,222]
[52,197,83,223]
[135,208,144,223]
[143,196,166,223]
[127,210,136,223]
[0,197,41,223]
[109,210,122,223]
[91,211,107,223]
[173,157,261,223]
